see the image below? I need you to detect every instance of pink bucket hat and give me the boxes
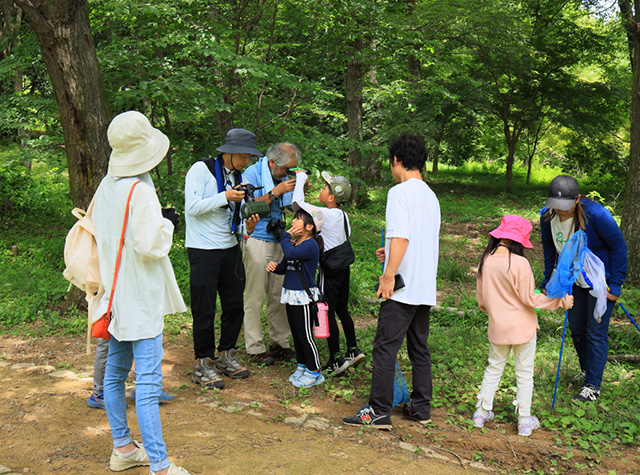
[489,215,533,249]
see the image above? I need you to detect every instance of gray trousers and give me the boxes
[92,337,109,394]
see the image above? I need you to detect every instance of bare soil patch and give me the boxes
[0,333,638,474]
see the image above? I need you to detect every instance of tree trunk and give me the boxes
[14,0,111,209]
[431,124,446,175]
[162,104,172,175]
[346,38,363,202]
[619,0,640,286]
[406,0,421,79]
[217,110,234,142]
[504,121,516,194]
[431,146,440,175]
[622,63,640,285]
[1,0,22,59]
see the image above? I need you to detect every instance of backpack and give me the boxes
[63,198,104,352]
[63,199,101,296]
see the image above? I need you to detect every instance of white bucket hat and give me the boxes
[107,111,170,177]
[291,201,325,232]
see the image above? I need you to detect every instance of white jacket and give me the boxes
[92,173,186,341]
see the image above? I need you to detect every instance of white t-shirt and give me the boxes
[291,172,349,251]
[384,178,440,306]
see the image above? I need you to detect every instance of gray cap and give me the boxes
[545,175,580,211]
[321,171,351,203]
[216,128,262,156]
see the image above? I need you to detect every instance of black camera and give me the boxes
[161,207,179,232]
[238,183,270,219]
[266,219,286,239]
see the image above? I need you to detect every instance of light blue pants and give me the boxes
[104,334,170,473]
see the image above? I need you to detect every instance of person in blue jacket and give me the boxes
[540,175,627,402]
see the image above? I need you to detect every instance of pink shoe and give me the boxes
[472,410,494,428]
[518,416,540,436]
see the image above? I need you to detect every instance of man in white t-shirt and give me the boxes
[343,133,441,429]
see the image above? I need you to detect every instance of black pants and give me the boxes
[319,267,357,358]
[188,246,245,358]
[286,303,321,371]
[368,299,432,416]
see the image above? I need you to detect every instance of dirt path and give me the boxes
[0,334,636,474]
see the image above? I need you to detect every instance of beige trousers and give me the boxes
[241,237,291,354]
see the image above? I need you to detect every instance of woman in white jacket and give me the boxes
[93,111,189,475]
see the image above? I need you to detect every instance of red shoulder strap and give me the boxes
[105,180,141,321]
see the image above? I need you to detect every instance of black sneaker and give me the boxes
[403,402,431,425]
[572,384,600,402]
[323,357,349,377]
[345,347,365,368]
[268,344,296,361]
[250,352,276,366]
[343,405,392,429]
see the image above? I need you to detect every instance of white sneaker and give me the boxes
[472,410,494,428]
[110,441,150,471]
[150,464,191,475]
[517,416,540,436]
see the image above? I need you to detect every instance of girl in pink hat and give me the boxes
[473,215,573,436]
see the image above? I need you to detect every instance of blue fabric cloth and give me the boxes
[104,334,170,473]
[545,230,586,298]
[272,232,319,292]
[393,361,410,407]
[568,286,614,389]
[540,199,627,296]
[242,156,294,242]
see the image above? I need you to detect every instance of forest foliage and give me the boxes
[0,0,631,193]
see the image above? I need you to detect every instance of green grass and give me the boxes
[2,152,639,456]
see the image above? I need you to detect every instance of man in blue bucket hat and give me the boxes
[185,128,262,389]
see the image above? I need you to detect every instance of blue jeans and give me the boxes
[104,334,170,473]
[568,286,614,390]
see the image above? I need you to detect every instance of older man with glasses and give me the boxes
[241,142,301,366]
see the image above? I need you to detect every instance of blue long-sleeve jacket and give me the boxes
[273,232,319,292]
[540,199,627,296]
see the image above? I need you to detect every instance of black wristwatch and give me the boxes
[268,190,277,202]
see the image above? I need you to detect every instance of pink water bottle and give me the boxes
[314,302,330,338]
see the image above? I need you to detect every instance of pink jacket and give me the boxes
[477,253,571,345]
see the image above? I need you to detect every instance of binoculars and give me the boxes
[239,183,270,219]
[286,167,310,177]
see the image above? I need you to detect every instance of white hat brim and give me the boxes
[108,128,170,177]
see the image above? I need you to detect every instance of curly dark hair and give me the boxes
[388,133,428,171]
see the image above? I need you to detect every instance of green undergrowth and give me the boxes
[317,306,640,459]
